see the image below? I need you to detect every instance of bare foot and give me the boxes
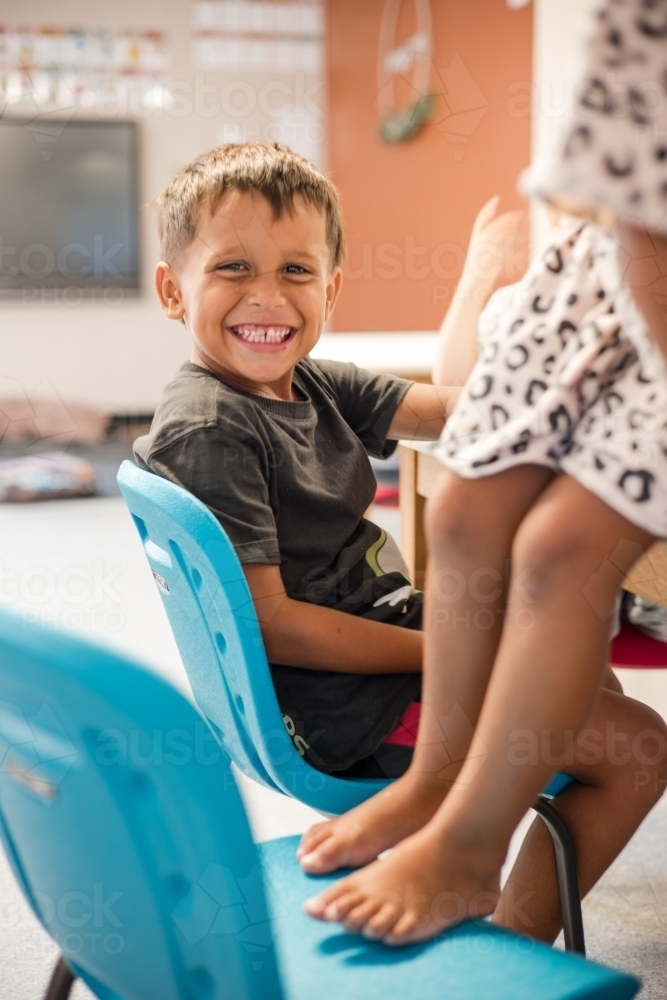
[297,771,446,874]
[303,821,502,945]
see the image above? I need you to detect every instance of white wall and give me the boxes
[2,0,606,412]
[0,0,324,412]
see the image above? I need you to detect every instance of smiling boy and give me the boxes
[134,142,458,776]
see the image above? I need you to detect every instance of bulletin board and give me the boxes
[0,26,170,111]
[192,1,324,74]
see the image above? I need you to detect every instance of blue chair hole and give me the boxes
[131,514,148,541]
[168,539,184,568]
[215,632,226,655]
[144,538,172,568]
[191,567,203,591]
[235,695,245,716]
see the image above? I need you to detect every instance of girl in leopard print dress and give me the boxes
[300,0,667,948]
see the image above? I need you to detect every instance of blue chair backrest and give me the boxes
[0,607,282,1000]
[117,461,389,814]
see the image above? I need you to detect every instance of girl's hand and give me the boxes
[460,196,528,303]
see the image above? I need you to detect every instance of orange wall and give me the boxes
[326,0,533,331]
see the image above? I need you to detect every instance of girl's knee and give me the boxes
[511,507,611,603]
[626,700,667,797]
[425,464,554,562]
[425,472,488,556]
[594,693,667,799]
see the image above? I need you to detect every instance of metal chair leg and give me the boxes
[43,956,75,1000]
[533,795,586,955]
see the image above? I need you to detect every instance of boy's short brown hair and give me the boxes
[153,142,345,269]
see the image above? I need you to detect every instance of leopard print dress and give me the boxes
[528,0,667,235]
[435,222,667,536]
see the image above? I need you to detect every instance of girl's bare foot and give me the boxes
[297,771,447,874]
[303,820,503,945]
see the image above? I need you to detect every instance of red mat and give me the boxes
[373,484,399,506]
[610,619,667,668]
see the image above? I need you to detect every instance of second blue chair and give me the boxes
[0,610,639,1000]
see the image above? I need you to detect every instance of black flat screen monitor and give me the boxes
[0,119,139,293]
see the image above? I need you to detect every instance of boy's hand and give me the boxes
[459,196,528,306]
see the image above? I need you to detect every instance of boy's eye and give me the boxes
[283,264,311,276]
[216,261,247,274]
[214,261,313,278]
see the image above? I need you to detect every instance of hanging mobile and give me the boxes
[376,0,435,144]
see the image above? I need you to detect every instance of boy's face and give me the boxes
[155,191,342,399]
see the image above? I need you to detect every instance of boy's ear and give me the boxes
[325,265,343,321]
[154,262,186,320]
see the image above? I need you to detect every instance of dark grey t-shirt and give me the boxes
[134,358,422,772]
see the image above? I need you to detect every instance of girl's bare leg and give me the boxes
[495,687,667,942]
[298,464,554,873]
[304,473,657,944]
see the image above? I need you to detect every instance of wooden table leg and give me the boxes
[399,446,427,591]
[623,541,667,609]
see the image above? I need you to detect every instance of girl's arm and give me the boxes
[616,220,667,365]
[434,195,526,385]
[387,198,527,441]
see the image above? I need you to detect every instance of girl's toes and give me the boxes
[340,898,377,931]
[300,839,340,873]
[299,850,326,873]
[361,902,402,940]
[384,911,421,945]
[297,824,330,858]
[323,889,364,922]
[303,888,339,919]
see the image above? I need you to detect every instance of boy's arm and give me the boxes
[244,563,421,673]
[386,382,459,441]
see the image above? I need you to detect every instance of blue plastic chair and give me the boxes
[117,460,389,814]
[0,610,640,1000]
[116,461,584,951]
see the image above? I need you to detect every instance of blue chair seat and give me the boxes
[259,837,633,1000]
[0,611,639,1000]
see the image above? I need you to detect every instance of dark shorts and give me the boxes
[271,587,423,775]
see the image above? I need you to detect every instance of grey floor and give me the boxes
[1,496,666,998]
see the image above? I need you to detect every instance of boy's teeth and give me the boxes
[233,324,292,343]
